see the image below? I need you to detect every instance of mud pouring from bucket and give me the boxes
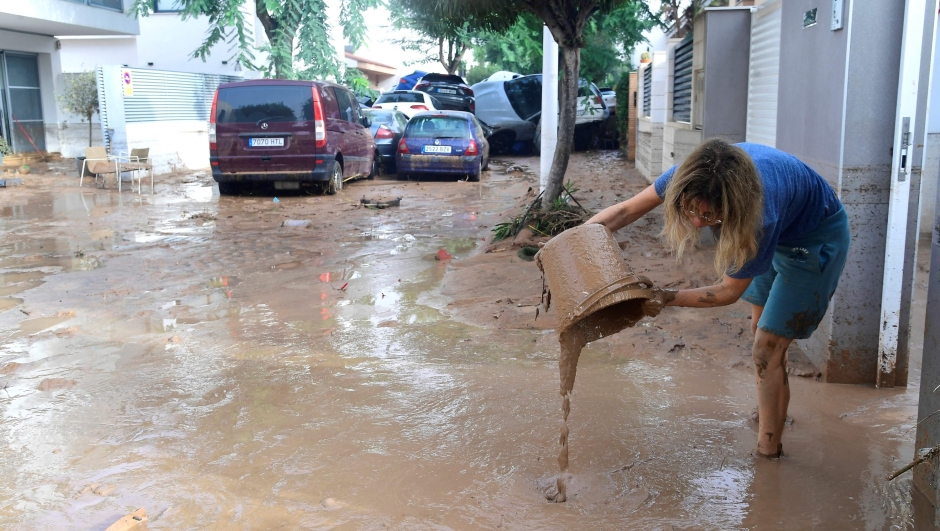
[535,223,658,503]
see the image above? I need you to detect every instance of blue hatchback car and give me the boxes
[396,111,490,181]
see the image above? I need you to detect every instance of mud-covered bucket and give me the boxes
[535,223,656,345]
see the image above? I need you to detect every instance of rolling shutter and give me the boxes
[672,36,693,123]
[745,0,782,147]
[643,65,652,116]
[121,69,240,123]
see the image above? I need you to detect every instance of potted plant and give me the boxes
[56,71,99,177]
[0,136,10,168]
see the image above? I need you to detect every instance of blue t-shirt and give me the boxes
[653,143,842,279]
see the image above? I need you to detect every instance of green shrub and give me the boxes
[615,73,631,153]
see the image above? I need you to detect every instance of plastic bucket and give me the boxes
[535,223,655,342]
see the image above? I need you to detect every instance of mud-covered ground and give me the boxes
[0,153,934,530]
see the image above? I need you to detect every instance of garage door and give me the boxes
[745,0,782,148]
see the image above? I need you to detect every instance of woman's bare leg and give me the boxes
[752,328,793,456]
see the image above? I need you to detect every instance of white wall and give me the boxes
[930,28,940,134]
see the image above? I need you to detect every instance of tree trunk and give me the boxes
[87,115,93,148]
[543,45,580,203]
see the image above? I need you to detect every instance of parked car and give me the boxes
[396,70,428,90]
[414,73,475,113]
[357,94,375,109]
[396,111,490,182]
[210,79,376,195]
[484,71,523,82]
[362,108,408,173]
[472,74,610,153]
[372,90,442,119]
[599,87,617,113]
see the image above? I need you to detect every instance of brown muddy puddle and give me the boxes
[0,172,932,530]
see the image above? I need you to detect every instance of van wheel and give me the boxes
[326,162,343,195]
[218,182,241,195]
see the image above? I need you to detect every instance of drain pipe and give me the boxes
[540,25,558,193]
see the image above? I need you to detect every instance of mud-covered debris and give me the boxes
[281,219,311,228]
[168,335,182,344]
[360,197,401,208]
[435,249,453,261]
[0,178,24,187]
[103,507,147,531]
[37,378,77,391]
[668,339,686,353]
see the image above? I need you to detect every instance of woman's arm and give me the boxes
[586,184,664,232]
[669,275,753,308]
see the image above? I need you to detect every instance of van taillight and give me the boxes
[376,126,395,139]
[398,139,409,154]
[209,89,218,150]
[312,86,326,148]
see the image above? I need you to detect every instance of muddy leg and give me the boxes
[752,329,793,456]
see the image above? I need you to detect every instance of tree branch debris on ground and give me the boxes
[491,181,593,241]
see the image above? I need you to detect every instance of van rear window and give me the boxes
[216,86,313,123]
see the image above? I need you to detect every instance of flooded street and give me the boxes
[0,154,934,530]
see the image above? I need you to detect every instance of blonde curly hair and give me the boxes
[662,139,764,276]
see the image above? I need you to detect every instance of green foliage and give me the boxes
[343,68,378,99]
[389,2,482,75]
[491,181,592,241]
[131,0,378,81]
[56,71,100,147]
[0,137,11,156]
[465,63,500,85]
[615,72,631,149]
[469,3,655,86]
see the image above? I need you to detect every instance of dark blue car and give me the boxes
[395,70,428,91]
[396,111,490,182]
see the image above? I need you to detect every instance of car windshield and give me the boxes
[504,76,542,120]
[216,86,313,123]
[376,93,423,103]
[407,116,471,139]
[363,109,394,124]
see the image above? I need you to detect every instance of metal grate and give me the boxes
[95,66,111,152]
[122,69,240,124]
[642,65,652,116]
[672,36,693,123]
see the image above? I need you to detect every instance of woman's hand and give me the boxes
[642,288,678,317]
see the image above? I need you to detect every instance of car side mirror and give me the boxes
[361,117,372,128]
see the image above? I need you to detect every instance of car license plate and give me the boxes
[423,145,452,154]
[438,88,457,94]
[249,137,284,147]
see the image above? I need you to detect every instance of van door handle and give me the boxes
[261,156,271,161]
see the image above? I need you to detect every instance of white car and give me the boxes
[575,81,610,126]
[372,90,442,119]
[599,87,617,112]
[483,71,523,82]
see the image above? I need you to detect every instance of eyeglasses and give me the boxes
[686,210,722,224]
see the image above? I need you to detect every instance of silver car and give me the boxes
[472,74,610,154]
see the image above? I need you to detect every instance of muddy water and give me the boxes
[0,162,934,530]
[537,224,656,502]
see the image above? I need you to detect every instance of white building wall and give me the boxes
[921,29,940,234]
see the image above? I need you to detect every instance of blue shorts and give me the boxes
[741,208,850,339]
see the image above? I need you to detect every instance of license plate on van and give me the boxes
[249,137,284,147]
[438,88,457,94]
[423,145,452,154]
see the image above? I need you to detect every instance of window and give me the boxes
[375,93,423,104]
[406,116,471,139]
[504,76,542,120]
[68,0,123,11]
[333,88,357,123]
[215,86,313,124]
[154,0,184,12]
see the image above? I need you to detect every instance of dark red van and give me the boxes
[210,79,377,195]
